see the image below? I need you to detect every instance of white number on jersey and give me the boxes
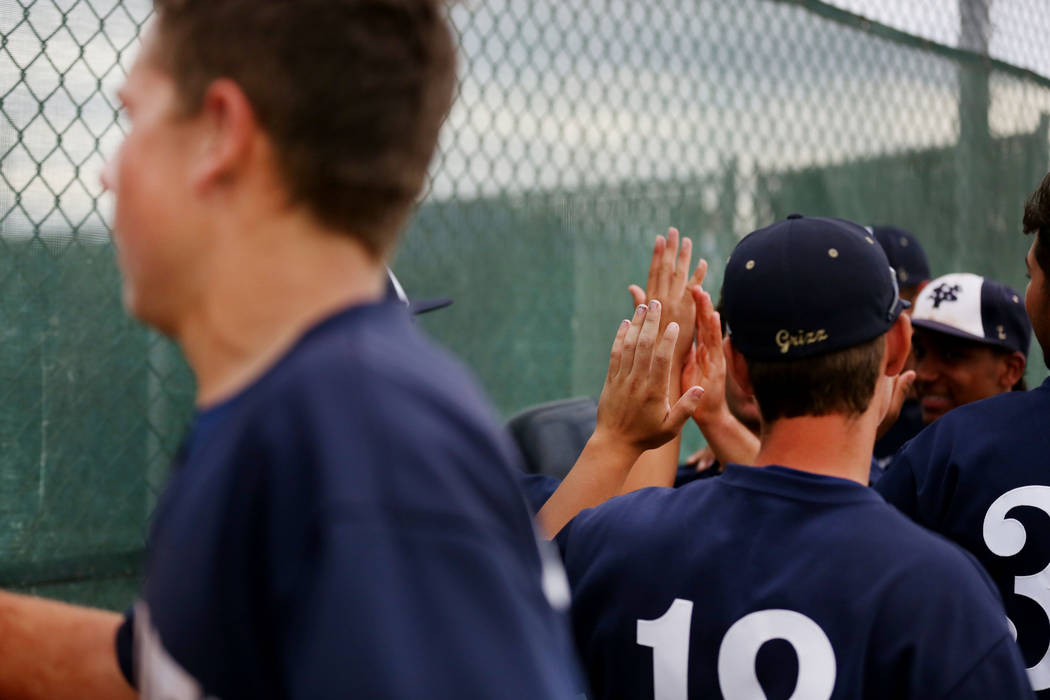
[637,599,836,700]
[983,485,1050,690]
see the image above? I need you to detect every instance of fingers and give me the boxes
[628,300,663,375]
[666,385,705,434]
[620,303,649,373]
[691,258,709,288]
[607,318,631,379]
[628,284,646,308]
[695,451,716,471]
[671,232,692,293]
[681,343,699,387]
[645,235,665,298]
[692,286,722,369]
[649,321,680,396]
[657,228,678,298]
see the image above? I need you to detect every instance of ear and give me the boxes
[884,313,913,377]
[724,337,754,397]
[190,79,259,193]
[999,351,1026,390]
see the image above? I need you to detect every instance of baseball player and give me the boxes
[546,215,1031,698]
[876,173,1050,697]
[0,2,582,698]
[868,271,1030,484]
[910,272,1029,424]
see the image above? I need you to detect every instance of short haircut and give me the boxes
[745,335,885,424]
[151,0,457,257]
[1023,170,1050,279]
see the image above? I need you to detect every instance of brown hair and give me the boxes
[745,335,885,424]
[1024,170,1050,280]
[151,0,456,256]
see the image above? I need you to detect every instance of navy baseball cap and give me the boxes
[385,268,453,315]
[868,225,931,287]
[911,273,1031,356]
[723,215,908,360]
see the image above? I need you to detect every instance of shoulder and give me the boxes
[219,303,530,529]
[870,504,1002,606]
[880,385,1050,508]
[240,303,514,459]
[266,304,497,422]
[904,385,1048,455]
[559,481,717,569]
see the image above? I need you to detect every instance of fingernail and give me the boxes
[688,386,704,397]
[621,319,631,328]
[649,300,660,311]
[636,304,647,315]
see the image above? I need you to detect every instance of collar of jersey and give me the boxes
[719,463,882,504]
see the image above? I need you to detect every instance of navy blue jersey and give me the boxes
[517,465,720,516]
[873,397,924,460]
[115,302,581,699]
[877,378,1050,697]
[559,464,1031,699]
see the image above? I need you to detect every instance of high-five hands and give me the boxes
[681,285,761,467]
[628,228,708,372]
[681,286,727,427]
[596,300,705,452]
[537,300,704,538]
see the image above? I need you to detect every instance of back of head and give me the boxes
[151,0,457,257]
[722,215,907,424]
[870,225,930,291]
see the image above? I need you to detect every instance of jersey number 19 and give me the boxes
[637,598,836,700]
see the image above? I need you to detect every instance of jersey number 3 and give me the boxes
[983,485,1050,690]
[637,598,836,700]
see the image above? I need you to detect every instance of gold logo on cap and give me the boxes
[998,325,1007,340]
[776,329,829,354]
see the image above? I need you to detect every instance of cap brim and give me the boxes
[910,318,1015,352]
[408,297,453,315]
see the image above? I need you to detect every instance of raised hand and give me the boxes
[537,301,704,537]
[596,299,705,452]
[681,285,761,466]
[682,286,729,427]
[628,228,708,371]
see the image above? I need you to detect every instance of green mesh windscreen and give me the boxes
[3,0,1050,608]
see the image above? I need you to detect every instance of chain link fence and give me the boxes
[2,0,1050,609]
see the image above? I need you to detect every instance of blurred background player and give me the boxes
[910,272,1029,424]
[870,225,932,305]
[876,172,1050,696]
[870,271,1030,483]
[0,2,583,698]
[871,225,932,462]
[542,215,1030,698]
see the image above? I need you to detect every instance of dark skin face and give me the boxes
[912,328,1025,424]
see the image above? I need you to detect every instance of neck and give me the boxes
[753,409,880,485]
[172,211,386,408]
